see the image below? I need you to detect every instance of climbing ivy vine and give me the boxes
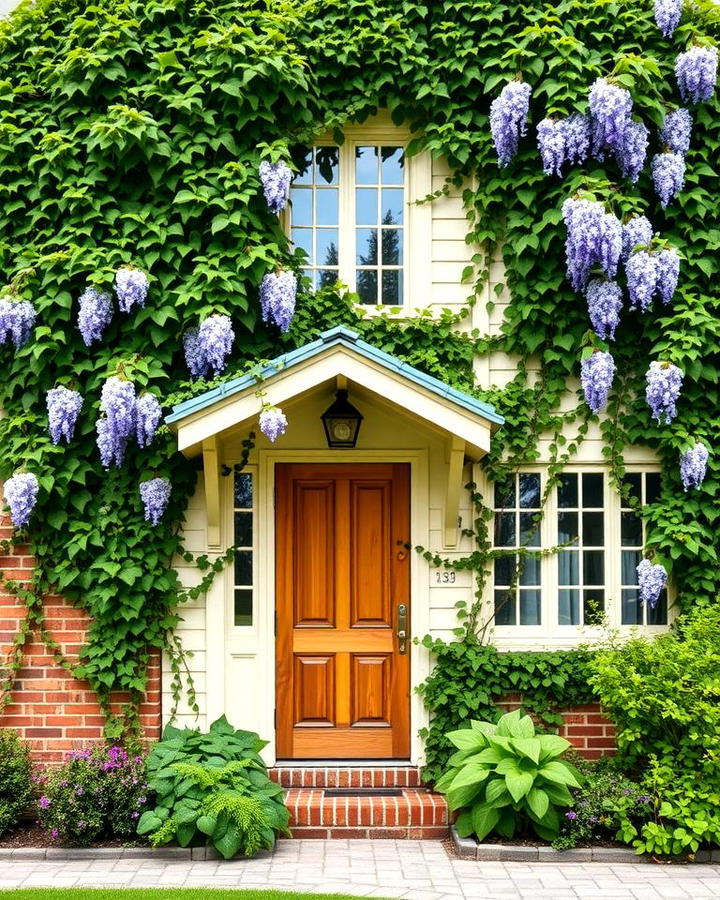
[0,0,718,736]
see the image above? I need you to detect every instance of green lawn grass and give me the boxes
[0,891,383,900]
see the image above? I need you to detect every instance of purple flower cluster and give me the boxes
[490,80,532,167]
[114,267,148,313]
[183,314,235,378]
[97,377,137,468]
[259,407,288,443]
[654,0,682,38]
[0,297,36,350]
[637,558,667,609]
[536,115,592,175]
[626,247,680,310]
[564,114,592,165]
[621,215,654,261]
[3,472,39,528]
[646,360,683,423]
[585,279,623,340]
[655,247,681,304]
[680,441,709,490]
[135,393,162,449]
[651,151,685,207]
[581,351,616,414]
[47,386,83,445]
[77,287,113,346]
[660,108,692,155]
[616,120,649,184]
[259,160,292,214]
[589,78,633,159]
[139,477,171,526]
[260,270,297,333]
[676,44,718,104]
[563,198,622,291]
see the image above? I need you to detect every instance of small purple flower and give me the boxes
[621,215,653,262]
[131,811,140,820]
[39,796,51,809]
[660,108,692,155]
[0,297,36,350]
[646,360,683,423]
[259,160,292,214]
[259,407,288,443]
[651,152,685,207]
[51,828,59,838]
[655,0,682,38]
[3,472,39,528]
[637,558,668,609]
[490,80,532,167]
[638,795,653,805]
[259,270,297,333]
[655,247,680,305]
[537,118,566,176]
[563,114,591,166]
[198,314,234,375]
[135,393,162,449]
[676,44,718,105]
[615,120,649,184]
[585,279,623,341]
[75,786,84,796]
[47,386,83,445]
[589,78,633,159]
[581,351,616,414]
[680,441,709,490]
[77,287,113,346]
[139,477,172,526]
[565,811,578,820]
[626,250,658,312]
[114,267,149,313]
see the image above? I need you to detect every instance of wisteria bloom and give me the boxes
[680,441,709,490]
[77,287,113,346]
[676,44,718,104]
[0,297,36,350]
[260,270,297,333]
[537,118,566,176]
[654,0,682,38]
[589,78,633,158]
[651,152,685,207]
[626,250,658,312]
[660,108,692,155]
[135,393,162,449]
[3,472,39,528]
[563,114,592,166]
[198,314,234,375]
[621,215,654,261]
[114,267,149,313]
[655,247,680,305]
[581,351,616,414]
[97,377,137,468]
[616,120,648,184]
[259,160,292,214]
[139,477,171,526]
[183,328,207,379]
[490,80,532,167]
[563,197,622,291]
[259,407,288,443]
[645,360,683,423]
[46,386,83,445]
[637,558,667,609]
[586,279,623,341]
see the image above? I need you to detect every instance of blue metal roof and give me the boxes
[166,325,504,427]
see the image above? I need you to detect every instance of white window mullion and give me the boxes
[338,142,355,291]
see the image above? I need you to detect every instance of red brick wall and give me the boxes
[0,522,161,764]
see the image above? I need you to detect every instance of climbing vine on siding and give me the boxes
[0,0,718,735]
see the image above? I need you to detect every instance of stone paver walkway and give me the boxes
[2,840,720,899]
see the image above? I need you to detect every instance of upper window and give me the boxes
[619,472,667,626]
[557,473,605,627]
[290,143,407,306]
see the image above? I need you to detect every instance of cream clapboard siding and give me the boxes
[427,156,474,311]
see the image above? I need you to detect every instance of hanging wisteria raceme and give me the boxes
[0,297,36,350]
[654,0,683,38]
[585,280,623,341]
[655,247,680,305]
[490,79,532,167]
[651,151,685,207]
[46,386,83,445]
[259,407,288,443]
[563,114,592,166]
[139,477,172,526]
[680,441,709,491]
[97,376,137,468]
[259,160,292,214]
[537,119,566,176]
[621,215,654,261]
[588,78,633,158]
[562,197,622,291]
[183,328,207,379]
[626,250,658,312]
[259,270,297,333]
[114,267,149,313]
[659,108,692,155]
[646,360,683,424]
[198,314,234,375]
[675,44,718,104]
[581,350,616,414]
[3,472,39,528]
[636,558,667,609]
[77,287,113,346]
[615,119,649,184]
[135,393,162,449]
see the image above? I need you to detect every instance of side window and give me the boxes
[620,472,666,625]
[557,473,605,626]
[290,146,340,290]
[233,471,254,626]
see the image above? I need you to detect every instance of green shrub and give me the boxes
[0,729,34,836]
[590,606,720,855]
[434,709,581,842]
[37,745,148,846]
[138,716,289,859]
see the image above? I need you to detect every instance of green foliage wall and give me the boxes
[0,0,718,732]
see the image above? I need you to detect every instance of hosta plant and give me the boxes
[435,709,582,842]
[137,717,289,858]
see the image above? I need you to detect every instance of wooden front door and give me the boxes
[275,463,411,759]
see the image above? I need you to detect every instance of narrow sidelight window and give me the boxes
[233,471,254,626]
[620,472,666,625]
[557,473,605,626]
[290,146,340,290]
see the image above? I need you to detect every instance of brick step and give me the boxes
[270,765,422,788]
[284,787,449,839]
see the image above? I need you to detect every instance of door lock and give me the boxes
[397,603,408,654]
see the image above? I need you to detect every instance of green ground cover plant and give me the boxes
[0,728,34,837]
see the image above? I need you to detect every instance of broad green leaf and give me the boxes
[471,803,501,841]
[538,734,571,762]
[446,729,487,752]
[505,770,534,803]
[526,786,550,820]
[510,737,541,764]
[215,826,243,859]
[485,777,512,807]
[538,761,581,788]
[448,764,490,792]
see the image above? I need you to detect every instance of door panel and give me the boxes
[276,463,410,759]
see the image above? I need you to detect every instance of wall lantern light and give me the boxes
[321,389,363,449]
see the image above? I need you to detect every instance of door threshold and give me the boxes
[274,759,415,767]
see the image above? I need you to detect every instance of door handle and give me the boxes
[397,603,408,654]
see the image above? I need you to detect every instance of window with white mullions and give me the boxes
[557,473,605,626]
[620,472,667,625]
[290,146,340,290]
[493,473,542,626]
[233,471,254,627]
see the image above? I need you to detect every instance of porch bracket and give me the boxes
[202,436,221,548]
[444,436,466,549]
